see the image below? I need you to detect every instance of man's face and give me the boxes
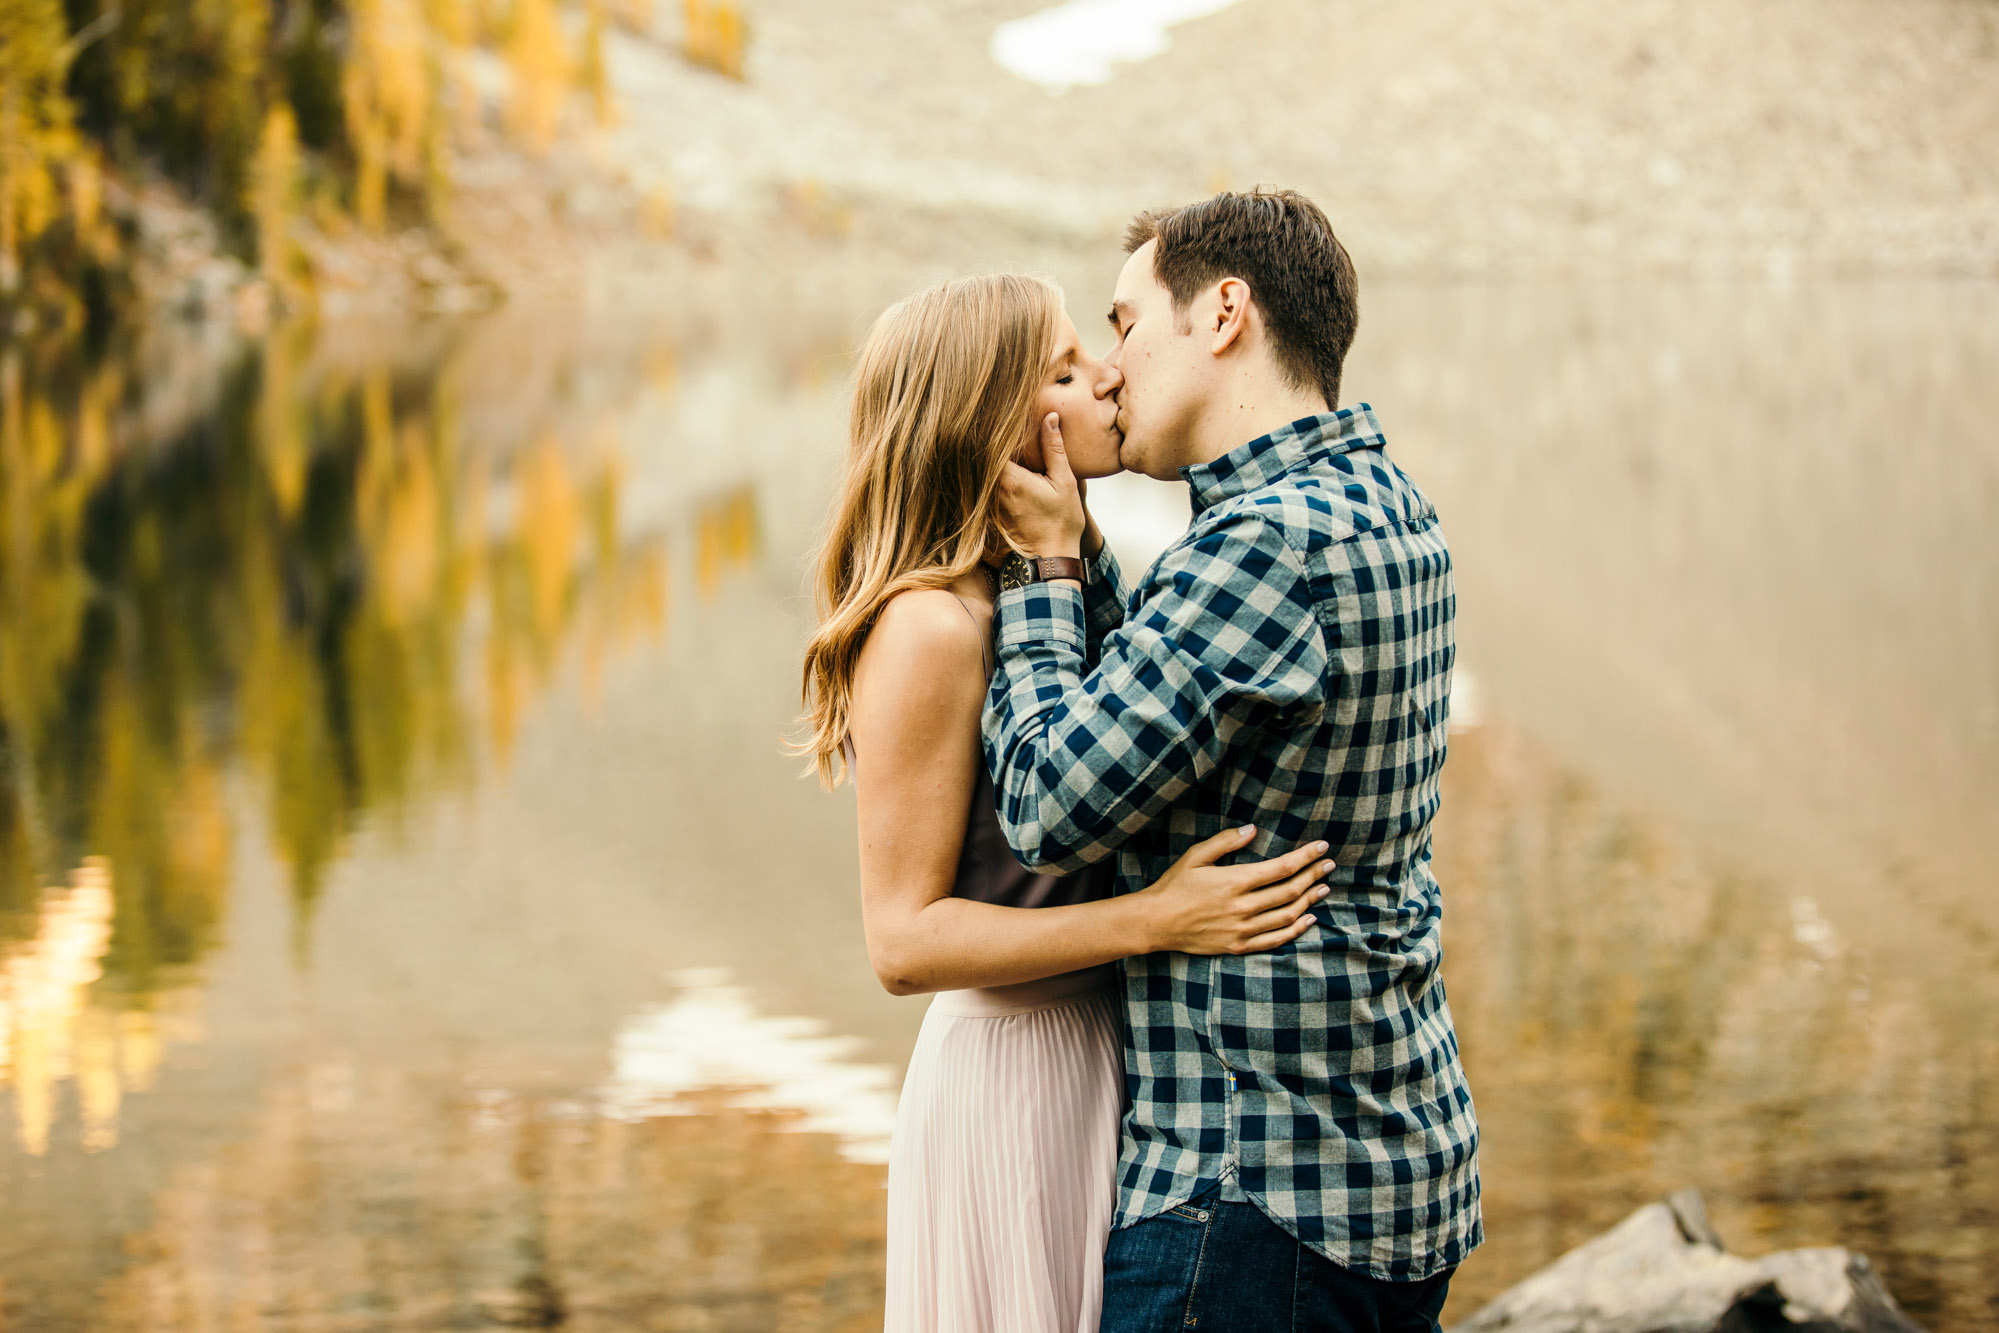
[1105,240,1209,480]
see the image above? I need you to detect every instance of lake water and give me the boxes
[1,279,1994,1331]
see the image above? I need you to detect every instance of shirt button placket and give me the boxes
[1222,1066,1239,1184]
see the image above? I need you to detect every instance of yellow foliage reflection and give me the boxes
[682,0,748,80]
[507,0,575,152]
[692,483,759,600]
[0,324,672,1013]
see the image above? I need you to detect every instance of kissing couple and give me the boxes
[795,189,1482,1332]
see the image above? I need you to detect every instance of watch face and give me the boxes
[999,552,1034,591]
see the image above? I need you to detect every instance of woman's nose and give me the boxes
[1095,359,1124,397]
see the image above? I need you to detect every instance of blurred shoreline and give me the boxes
[38,0,1997,335]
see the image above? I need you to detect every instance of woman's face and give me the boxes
[1020,310,1125,479]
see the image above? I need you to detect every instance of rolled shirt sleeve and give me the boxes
[1081,543,1131,664]
[982,510,1329,873]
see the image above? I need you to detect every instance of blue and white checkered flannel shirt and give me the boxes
[983,405,1481,1281]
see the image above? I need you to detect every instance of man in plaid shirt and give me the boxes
[984,190,1481,1330]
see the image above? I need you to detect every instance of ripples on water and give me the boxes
[0,281,1994,1331]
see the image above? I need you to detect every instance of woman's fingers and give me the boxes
[1179,829,1331,878]
[1237,860,1335,914]
[1231,903,1327,955]
[1239,882,1329,936]
[1236,872,1320,920]
[998,459,1044,499]
[1232,840,1330,888]
[1177,824,1260,870]
[1239,908,1321,953]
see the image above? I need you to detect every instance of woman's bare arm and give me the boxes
[849,589,1330,997]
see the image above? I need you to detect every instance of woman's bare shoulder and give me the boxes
[866,588,986,667]
[851,589,988,729]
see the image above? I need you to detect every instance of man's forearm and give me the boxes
[983,573,1220,874]
[982,582,1120,874]
[1080,542,1130,665]
[983,512,1330,877]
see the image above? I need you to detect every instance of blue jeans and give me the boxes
[1099,1193,1455,1333]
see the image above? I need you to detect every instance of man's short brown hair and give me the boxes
[1125,188,1359,409]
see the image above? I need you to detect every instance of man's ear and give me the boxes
[1209,277,1252,356]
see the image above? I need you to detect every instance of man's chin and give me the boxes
[1116,439,1161,479]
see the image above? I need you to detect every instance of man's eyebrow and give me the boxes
[1107,300,1133,330]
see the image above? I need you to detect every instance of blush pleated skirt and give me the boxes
[884,965,1125,1333]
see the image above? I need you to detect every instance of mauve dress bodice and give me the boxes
[951,761,1114,909]
[842,739,1112,909]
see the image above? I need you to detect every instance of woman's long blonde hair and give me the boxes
[793,273,1064,787]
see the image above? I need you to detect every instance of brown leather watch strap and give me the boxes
[1033,556,1087,584]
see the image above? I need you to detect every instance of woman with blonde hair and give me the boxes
[795,273,1336,1330]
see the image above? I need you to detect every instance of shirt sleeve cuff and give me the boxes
[1083,546,1129,640]
[995,581,1088,653]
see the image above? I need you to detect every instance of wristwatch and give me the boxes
[998,553,1089,591]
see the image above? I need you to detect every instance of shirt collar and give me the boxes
[1181,404,1388,514]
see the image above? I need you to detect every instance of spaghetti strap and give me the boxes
[947,593,993,677]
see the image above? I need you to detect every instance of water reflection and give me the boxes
[91,1059,886,1330]
[692,485,762,600]
[0,302,898,1333]
[601,967,900,1164]
[0,320,677,1173]
[0,859,202,1157]
[1346,282,1997,1331]
[1436,718,1999,1332]
[0,324,667,986]
[0,279,1991,1333]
